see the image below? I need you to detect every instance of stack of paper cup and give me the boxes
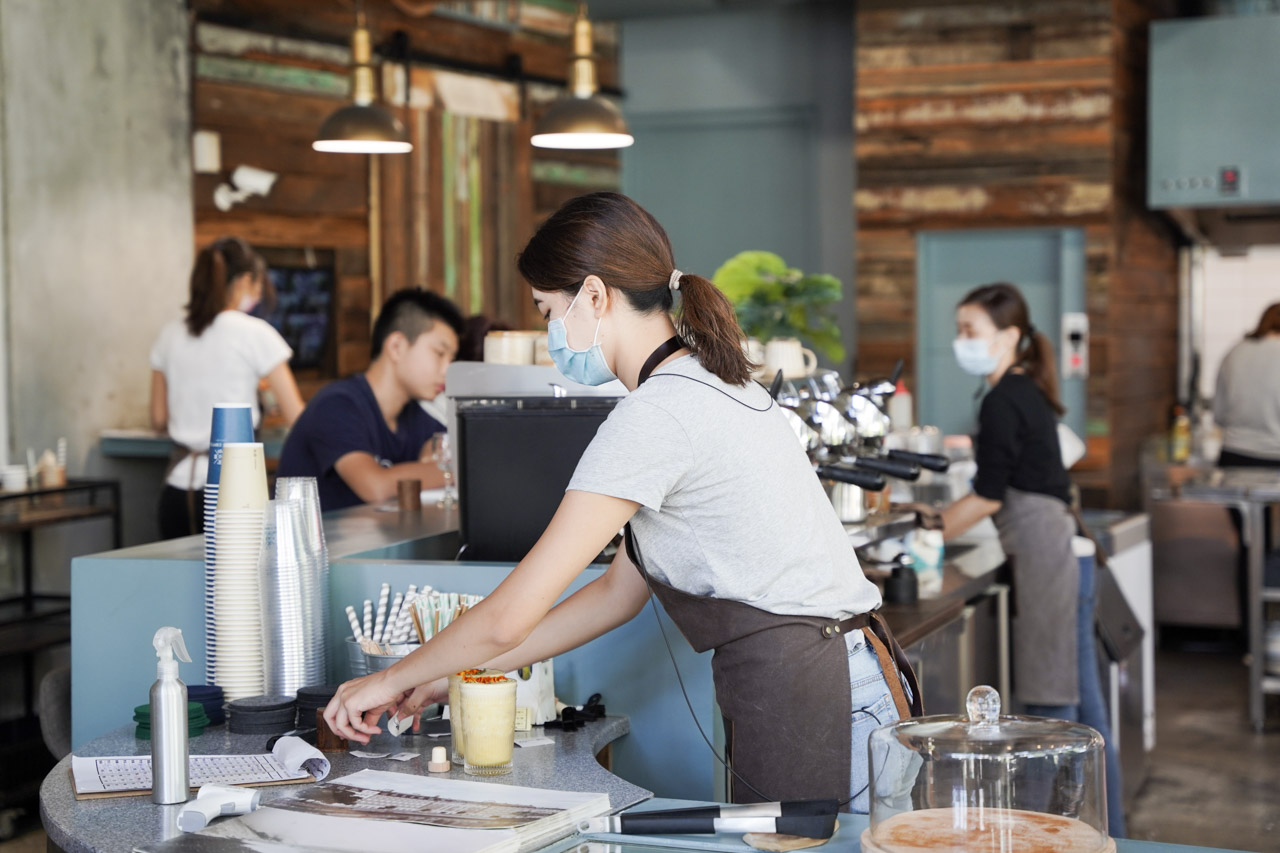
[203,404,254,685]
[213,441,268,700]
[259,497,327,695]
[273,478,329,689]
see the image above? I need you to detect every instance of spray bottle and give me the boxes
[151,626,193,805]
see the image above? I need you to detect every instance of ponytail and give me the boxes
[673,273,756,386]
[1021,329,1066,416]
[185,237,266,337]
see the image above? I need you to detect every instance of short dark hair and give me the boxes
[371,288,465,360]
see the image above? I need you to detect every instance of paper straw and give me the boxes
[362,600,373,638]
[372,583,390,645]
[383,592,404,644]
[391,594,414,644]
[345,605,364,641]
[56,438,66,469]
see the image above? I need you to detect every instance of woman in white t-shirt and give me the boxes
[149,237,304,539]
[325,193,918,811]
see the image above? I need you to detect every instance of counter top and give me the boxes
[876,534,1007,648]
[41,716,646,853]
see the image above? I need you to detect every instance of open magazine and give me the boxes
[134,769,612,853]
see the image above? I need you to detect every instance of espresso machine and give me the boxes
[771,361,950,523]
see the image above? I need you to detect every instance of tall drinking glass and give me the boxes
[430,433,456,508]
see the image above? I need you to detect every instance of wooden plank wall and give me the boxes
[855,0,1180,508]
[191,0,620,390]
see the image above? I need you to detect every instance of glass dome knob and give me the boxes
[966,685,1001,724]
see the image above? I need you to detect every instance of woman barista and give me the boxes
[926,282,1124,836]
[325,192,919,810]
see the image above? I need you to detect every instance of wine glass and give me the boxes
[430,433,456,508]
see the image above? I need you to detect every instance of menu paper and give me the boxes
[71,737,328,797]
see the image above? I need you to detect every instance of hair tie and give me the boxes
[668,269,683,291]
[1026,324,1037,338]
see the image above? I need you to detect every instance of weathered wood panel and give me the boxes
[854,0,1182,508]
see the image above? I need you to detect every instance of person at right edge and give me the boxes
[322,191,921,813]
[925,282,1125,837]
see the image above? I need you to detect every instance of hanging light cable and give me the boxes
[531,3,633,150]
[314,2,412,154]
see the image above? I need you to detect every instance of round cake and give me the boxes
[861,807,1114,853]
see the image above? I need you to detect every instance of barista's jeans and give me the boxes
[847,630,901,814]
[1024,551,1126,838]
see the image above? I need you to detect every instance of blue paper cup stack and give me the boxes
[204,404,254,686]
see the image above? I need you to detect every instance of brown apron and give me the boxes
[623,526,921,809]
[164,443,207,536]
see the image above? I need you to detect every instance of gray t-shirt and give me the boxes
[1214,336,1280,460]
[568,355,881,619]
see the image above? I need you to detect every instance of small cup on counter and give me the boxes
[460,674,517,776]
[396,478,422,511]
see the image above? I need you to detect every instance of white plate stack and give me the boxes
[259,492,327,695]
[212,441,268,700]
[203,404,254,685]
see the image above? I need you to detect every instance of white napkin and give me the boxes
[272,735,330,781]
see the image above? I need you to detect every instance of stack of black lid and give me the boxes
[226,695,297,735]
[188,685,226,727]
[294,685,339,729]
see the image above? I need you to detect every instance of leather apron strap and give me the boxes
[863,612,924,719]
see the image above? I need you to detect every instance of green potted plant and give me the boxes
[711,250,845,364]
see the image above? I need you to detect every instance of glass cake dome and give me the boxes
[862,686,1113,853]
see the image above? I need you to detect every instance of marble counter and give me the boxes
[42,716,646,853]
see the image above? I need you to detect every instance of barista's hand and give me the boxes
[892,501,944,531]
[391,678,449,733]
[324,670,405,743]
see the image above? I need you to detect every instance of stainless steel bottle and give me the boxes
[151,627,192,804]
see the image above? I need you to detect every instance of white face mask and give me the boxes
[953,337,1000,376]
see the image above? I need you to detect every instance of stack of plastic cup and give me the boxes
[259,498,327,695]
[203,404,254,685]
[274,477,329,688]
[212,441,268,700]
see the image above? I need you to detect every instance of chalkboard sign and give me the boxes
[260,265,335,371]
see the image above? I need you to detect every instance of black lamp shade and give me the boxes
[313,104,411,154]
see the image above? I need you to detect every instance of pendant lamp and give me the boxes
[531,4,633,150]
[313,9,411,154]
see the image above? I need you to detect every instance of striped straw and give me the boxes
[362,600,373,638]
[372,583,390,645]
[383,592,404,644]
[345,605,364,641]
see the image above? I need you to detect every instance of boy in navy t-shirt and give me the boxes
[277,289,464,511]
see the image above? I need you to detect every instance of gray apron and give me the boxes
[623,526,921,810]
[993,487,1079,706]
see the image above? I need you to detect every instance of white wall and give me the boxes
[1196,247,1280,399]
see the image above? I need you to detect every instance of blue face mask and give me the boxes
[547,288,617,386]
[953,337,1000,377]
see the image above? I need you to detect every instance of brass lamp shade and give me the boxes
[531,96,633,150]
[313,104,411,154]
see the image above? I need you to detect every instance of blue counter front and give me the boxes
[70,503,717,802]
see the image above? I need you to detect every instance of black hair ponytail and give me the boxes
[185,237,266,337]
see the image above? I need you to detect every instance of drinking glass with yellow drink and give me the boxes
[447,668,485,765]
[461,673,518,776]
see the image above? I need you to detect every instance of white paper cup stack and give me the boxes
[203,404,254,685]
[213,441,268,700]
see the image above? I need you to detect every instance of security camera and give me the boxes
[230,165,278,196]
[212,165,279,212]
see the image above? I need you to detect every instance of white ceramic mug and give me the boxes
[763,338,818,380]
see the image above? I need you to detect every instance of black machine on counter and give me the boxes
[453,395,619,563]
